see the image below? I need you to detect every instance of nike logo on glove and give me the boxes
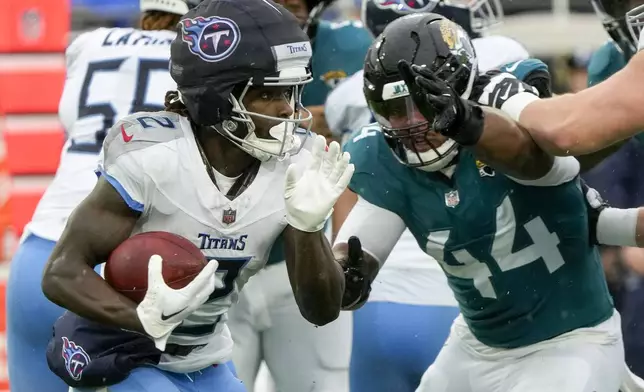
[161,307,188,321]
[505,60,524,73]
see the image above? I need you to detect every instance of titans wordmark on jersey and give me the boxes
[26,27,177,242]
[344,126,614,349]
[98,112,312,373]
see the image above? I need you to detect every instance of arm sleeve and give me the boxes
[597,207,639,247]
[507,156,580,186]
[334,196,406,266]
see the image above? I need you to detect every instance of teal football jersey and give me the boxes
[587,42,644,143]
[301,20,373,107]
[343,126,614,348]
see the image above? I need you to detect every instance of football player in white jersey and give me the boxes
[225,2,370,392]
[5,1,197,390]
[40,0,362,391]
[324,1,532,391]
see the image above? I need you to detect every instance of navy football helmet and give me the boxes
[362,0,503,39]
[170,0,314,161]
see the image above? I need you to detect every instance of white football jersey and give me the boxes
[26,27,177,242]
[325,35,529,307]
[98,111,312,373]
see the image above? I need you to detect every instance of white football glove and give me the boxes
[475,71,539,109]
[284,134,355,232]
[136,255,218,350]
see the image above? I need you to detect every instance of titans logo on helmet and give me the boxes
[180,16,241,62]
[373,0,438,13]
[61,336,90,381]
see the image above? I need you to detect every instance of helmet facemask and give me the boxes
[463,0,504,32]
[215,50,313,162]
[626,3,644,52]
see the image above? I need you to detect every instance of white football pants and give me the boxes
[417,311,625,392]
[228,261,351,392]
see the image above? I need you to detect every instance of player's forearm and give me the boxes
[469,107,553,180]
[518,55,644,156]
[596,208,644,247]
[283,225,344,325]
[42,252,145,333]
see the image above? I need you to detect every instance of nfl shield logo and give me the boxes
[444,190,460,208]
[222,208,236,225]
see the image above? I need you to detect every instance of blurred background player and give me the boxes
[5,0,197,390]
[323,1,546,391]
[226,1,371,391]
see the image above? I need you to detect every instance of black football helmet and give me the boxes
[170,0,313,161]
[591,0,640,59]
[361,0,503,39]
[302,0,337,37]
[364,13,477,171]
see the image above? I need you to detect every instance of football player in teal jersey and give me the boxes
[226,1,371,391]
[334,13,631,392]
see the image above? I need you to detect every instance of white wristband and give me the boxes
[500,92,540,121]
[597,208,639,247]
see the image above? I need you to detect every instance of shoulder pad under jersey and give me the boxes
[64,28,107,69]
[473,35,529,73]
[101,111,185,170]
[499,58,548,81]
[342,124,407,215]
[325,70,372,141]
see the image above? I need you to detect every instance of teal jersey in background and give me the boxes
[301,20,373,107]
[587,41,626,88]
[343,126,613,348]
[587,41,644,143]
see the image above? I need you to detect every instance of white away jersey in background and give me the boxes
[98,111,312,373]
[325,35,529,307]
[25,27,177,242]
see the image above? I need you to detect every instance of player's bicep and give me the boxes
[50,176,140,269]
[333,196,406,266]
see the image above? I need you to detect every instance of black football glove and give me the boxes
[397,60,484,146]
[341,236,372,310]
[580,178,609,245]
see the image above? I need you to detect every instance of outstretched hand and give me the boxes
[397,60,483,145]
